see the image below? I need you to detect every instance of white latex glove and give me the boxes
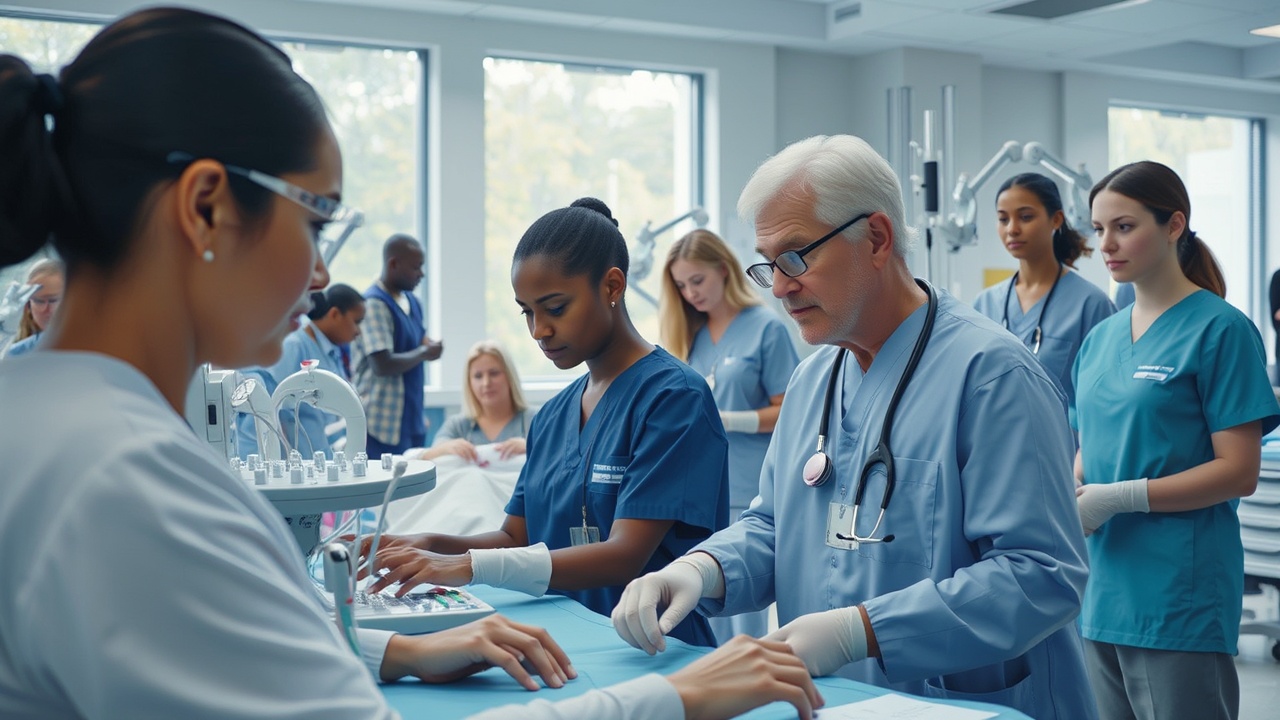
[1076,479,1149,536]
[612,553,723,655]
[719,410,760,434]
[764,607,868,677]
[0,282,37,335]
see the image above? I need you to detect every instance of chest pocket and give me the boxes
[586,454,630,529]
[853,456,939,568]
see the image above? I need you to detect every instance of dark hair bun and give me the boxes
[570,197,618,227]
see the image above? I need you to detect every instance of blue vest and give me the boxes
[364,284,427,441]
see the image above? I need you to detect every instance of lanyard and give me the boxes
[1002,262,1063,356]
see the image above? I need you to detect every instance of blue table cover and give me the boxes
[381,586,1030,719]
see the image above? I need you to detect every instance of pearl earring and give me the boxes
[610,301,616,308]
[202,249,215,263]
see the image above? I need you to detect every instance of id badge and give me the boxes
[570,525,601,546]
[824,502,859,550]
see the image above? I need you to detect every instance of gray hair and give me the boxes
[737,135,916,258]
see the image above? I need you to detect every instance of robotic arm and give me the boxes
[628,207,710,306]
[272,361,367,457]
[941,141,1092,252]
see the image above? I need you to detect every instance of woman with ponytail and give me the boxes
[973,172,1115,407]
[1070,160,1278,720]
[0,10,821,720]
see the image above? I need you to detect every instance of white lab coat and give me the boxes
[0,351,683,720]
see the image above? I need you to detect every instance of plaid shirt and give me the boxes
[351,291,423,445]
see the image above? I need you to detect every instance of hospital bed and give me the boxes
[383,446,523,536]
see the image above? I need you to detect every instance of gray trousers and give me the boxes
[1085,639,1239,720]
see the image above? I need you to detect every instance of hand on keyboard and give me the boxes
[367,547,474,596]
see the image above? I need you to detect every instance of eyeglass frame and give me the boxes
[165,151,364,263]
[745,212,871,289]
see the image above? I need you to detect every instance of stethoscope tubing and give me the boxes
[1002,262,1063,357]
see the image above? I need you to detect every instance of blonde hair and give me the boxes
[659,230,761,361]
[461,340,527,419]
[17,258,64,341]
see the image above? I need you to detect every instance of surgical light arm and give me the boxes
[944,141,1092,251]
[272,362,367,457]
[1022,142,1094,234]
[629,207,710,283]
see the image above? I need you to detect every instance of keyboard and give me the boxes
[320,584,495,634]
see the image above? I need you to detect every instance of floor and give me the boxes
[1239,587,1280,720]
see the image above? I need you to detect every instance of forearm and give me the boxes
[1147,457,1259,512]
[756,404,781,433]
[547,541,661,590]
[420,530,518,554]
[463,674,682,720]
[370,347,431,377]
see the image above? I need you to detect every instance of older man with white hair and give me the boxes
[613,135,1098,720]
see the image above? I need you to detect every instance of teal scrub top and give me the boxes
[1072,290,1280,653]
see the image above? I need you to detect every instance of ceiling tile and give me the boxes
[873,9,1039,43]
[1058,0,1247,34]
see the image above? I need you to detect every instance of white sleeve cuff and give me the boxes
[719,410,760,434]
[357,627,397,679]
[676,551,725,600]
[470,542,553,596]
[462,673,684,720]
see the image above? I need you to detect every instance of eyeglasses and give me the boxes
[166,152,364,265]
[29,296,60,309]
[745,212,871,289]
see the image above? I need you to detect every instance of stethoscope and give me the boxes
[801,279,937,546]
[1001,262,1062,356]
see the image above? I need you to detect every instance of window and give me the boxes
[283,43,424,292]
[1108,106,1264,323]
[484,57,702,380]
[0,15,425,303]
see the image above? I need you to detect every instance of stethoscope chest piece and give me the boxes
[802,450,833,487]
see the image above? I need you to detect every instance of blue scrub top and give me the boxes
[506,347,729,647]
[1072,290,1280,654]
[972,270,1115,408]
[236,322,348,459]
[685,305,799,516]
[693,289,1096,720]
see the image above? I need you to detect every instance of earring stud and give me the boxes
[202,249,215,263]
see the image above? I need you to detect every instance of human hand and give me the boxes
[612,556,713,655]
[668,636,824,720]
[422,337,444,361]
[1076,479,1149,536]
[439,438,481,464]
[494,437,526,460]
[348,533,427,580]
[366,547,473,596]
[380,614,575,691]
[764,606,867,677]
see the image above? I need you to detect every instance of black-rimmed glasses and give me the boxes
[745,212,870,288]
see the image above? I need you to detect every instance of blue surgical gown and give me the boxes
[694,290,1097,720]
[685,304,799,516]
[973,269,1115,409]
[506,347,729,647]
[1072,291,1280,654]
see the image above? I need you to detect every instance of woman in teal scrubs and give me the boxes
[366,198,729,648]
[1073,161,1280,720]
[972,172,1114,408]
[660,229,798,641]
